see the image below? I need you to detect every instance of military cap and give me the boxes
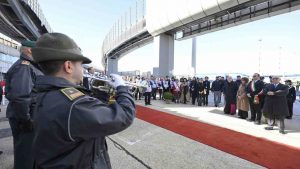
[21,40,36,48]
[32,33,91,64]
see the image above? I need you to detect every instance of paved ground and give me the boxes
[2,95,299,168]
[0,101,267,169]
[136,94,300,148]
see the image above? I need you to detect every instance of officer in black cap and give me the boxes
[31,33,135,169]
[285,80,296,119]
[5,40,43,169]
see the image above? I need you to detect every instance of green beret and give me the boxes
[32,33,91,64]
[21,40,36,48]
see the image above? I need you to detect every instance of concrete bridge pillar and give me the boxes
[154,34,174,76]
[107,58,118,75]
[191,37,197,76]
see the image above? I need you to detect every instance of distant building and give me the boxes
[142,71,151,78]
[0,35,20,80]
[153,67,159,76]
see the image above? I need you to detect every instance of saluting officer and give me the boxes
[31,33,135,169]
[5,40,43,169]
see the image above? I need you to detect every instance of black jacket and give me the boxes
[32,76,135,169]
[211,80,222,92]
[263,83,289,119]
[5,54,43,121]
[191,81,200,96]
[223,81,239,104]
[203,80,210,94]
[287,86,296,102]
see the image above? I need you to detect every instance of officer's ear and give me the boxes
[63,61,74,74]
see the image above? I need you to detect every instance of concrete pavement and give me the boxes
[0,103,266,169]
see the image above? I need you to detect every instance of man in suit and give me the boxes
[203,76,210,106]
[264,76,289,134]
[285,80,296,119]
[246,73,265,125]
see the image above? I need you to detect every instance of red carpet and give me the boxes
[136,105,300,169]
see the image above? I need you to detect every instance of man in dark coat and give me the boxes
[246,73,265,125]
[285,80,296,119]
[31,33,135,169]
[5,40,44,169]
[203,76,210,106]
[264,76,289,134]
[190,77,199,105]
[223,76,238,115]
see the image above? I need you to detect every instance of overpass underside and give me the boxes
[0,0,49,41]
[170,0,300,40]
[103,0,300,76]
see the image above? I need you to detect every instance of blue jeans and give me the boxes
[214,91,221,106]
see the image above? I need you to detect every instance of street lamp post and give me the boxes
[279,46,283,78]
[258,39,262,74]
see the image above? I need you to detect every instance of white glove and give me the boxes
[109,74,126,88]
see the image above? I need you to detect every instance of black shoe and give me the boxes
[0,151,3,155]
[247,119,255,122]
[286,116,292,119]
[215,105,217,107]
[148,103,152,105]
[254,121,261,125]
[265,126,273,130]
[279,130,287,134]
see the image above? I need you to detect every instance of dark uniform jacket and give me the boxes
[32,76,135,169]
[287,85,296,103]
[263,83,289,119]
[5,54,43,121]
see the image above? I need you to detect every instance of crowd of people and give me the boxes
[125,73,297,134]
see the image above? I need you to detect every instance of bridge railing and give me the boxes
[102,0,146,57]
[21,0,52,33]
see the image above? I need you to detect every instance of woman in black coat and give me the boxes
[191,78,200,105]
[223,76,238,115]
[197,78,205,106]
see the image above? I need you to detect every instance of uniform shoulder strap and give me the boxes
[21,60,30,65]
[60,87,85,101]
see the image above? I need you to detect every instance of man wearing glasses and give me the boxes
[263,76,289,134]
[246,73,265,124]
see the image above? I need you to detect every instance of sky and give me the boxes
[38,0,300,76]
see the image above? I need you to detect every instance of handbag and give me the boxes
[230,104,236,115]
